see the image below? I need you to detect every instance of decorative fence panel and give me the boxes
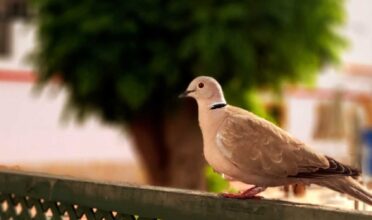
[0,169,370,220]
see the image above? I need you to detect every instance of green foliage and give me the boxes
[31,0,346,123]
[205,166,228,193]
[205,166,238,193]
[244,90,275,122]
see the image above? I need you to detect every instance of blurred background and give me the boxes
[0,0,371,211]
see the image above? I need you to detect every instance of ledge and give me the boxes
[0,169,371,220]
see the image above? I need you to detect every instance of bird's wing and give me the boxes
[216,106,329,178]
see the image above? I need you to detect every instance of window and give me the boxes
[0,0,29,56]
[0,19,11,56]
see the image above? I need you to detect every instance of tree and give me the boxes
[31,0,346,189]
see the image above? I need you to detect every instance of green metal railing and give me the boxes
[0,169,371,220]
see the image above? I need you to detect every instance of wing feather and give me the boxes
[216,106,329,178]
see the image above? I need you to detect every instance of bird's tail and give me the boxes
[315,177,372,205]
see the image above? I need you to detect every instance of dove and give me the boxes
[179,76,372,205]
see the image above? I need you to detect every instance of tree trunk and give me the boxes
[129,100,205,189]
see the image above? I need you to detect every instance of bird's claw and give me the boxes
[220,192,263,200]
[220,186,266,200]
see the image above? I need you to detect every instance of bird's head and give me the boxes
[179,76,226,107]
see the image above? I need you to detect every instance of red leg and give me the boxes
[221,186,266,199]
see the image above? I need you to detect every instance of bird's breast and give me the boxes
[203,136,238,175]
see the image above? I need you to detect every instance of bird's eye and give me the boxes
[198,83,204,88]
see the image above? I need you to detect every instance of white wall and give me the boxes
[0,20,142,166]
[0,82,139,165]
[343,0,372,64]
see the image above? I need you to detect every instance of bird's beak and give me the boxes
[178,89,195,98]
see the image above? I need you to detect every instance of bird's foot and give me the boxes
[220,186,266,200]
[221,193,263,199]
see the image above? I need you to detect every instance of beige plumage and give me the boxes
[180,76,372,205]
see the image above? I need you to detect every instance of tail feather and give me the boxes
[316,177,372,205]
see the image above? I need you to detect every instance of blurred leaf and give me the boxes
[244,90,276,123]
[205,166,239,193]
[205,166,230,193]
